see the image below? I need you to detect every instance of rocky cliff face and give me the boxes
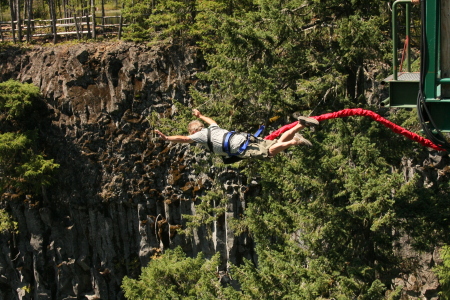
[0,42,255,299]
[0,41,445,300]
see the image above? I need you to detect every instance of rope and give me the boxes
[195,97,215,110]
[399,35,409,72]
[263,108,446,152]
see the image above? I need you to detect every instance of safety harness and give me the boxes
[206,125,265,156]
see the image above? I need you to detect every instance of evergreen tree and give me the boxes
[121,0,154,42]
[434,245,450,299]
[118,0,450,298]
[0,208,17,233]
[191,0,391,130]
[122,247,240,300]
[0,80,59,195]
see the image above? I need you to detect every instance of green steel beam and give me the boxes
[423,0,439,99]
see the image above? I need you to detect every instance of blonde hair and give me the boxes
[188,120,204,134]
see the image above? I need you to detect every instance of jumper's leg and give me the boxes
[278,123,304,142]
[269,134,312,157]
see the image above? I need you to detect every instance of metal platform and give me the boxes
[382,72,420,108]
[384,0,450,135]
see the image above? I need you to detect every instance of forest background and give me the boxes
[1,0,450,299]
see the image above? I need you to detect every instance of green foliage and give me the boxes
[232,109,434,298]
[122,247,240,300]
[181,182,228,237]
[119,0,450,299]
[189,0,392,130]
[16,154,60,194]
[122,0,198,43]
[336,15,387,65]
[0,131,59,195]
[147,101,195,135]
[434,246,450,299]
[146,0,196,45]
[0,208,17,233]
[122,0,257,44]
[0,79,40,119]
[0,132,30,160]
[0,81,59,195]
[121,0,154,42]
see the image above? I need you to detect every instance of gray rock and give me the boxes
[0,42,252,299]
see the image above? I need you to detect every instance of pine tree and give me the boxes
[122,247,240,300]
[0,80,59,195]
[434,246,450,299]
[117,0,450,298]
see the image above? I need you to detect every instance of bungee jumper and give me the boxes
[155,108,446,162]
[154,109,319,162]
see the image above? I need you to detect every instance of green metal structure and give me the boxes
[383,0,450,135]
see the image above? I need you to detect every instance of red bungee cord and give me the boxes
[263,108,446,152]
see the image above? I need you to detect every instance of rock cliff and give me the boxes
[0,41,255,299]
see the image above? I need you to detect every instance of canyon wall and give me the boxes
[0,42,255,299]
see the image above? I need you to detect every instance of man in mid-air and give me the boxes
[154,109,318,160]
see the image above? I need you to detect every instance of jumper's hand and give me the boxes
[192,109,201,118]
[154,130,168,141]
[192,109,216,126]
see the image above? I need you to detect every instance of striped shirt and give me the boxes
[188,124,247,156]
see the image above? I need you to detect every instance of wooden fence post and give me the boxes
[9,0,16,43]
[118,3,124,40]
[118,14,123,40]
[91,0,96,39]
[15,0,22,41]
[74,14,81,40]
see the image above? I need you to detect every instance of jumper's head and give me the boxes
[188,120,204,135]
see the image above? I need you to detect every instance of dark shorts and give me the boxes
[238,138,277,159]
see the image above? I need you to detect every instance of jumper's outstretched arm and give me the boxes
[193,109,217,125]
[154,130,194,143]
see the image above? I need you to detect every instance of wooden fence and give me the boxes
[0,14,125,42]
